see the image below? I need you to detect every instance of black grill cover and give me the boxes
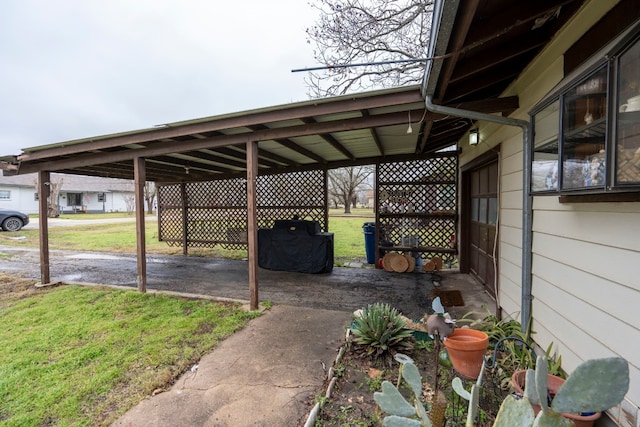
[258,220,333,273]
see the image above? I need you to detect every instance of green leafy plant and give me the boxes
[351,303,414,362]
[462,306,565,387]
[415,339,434,352]
[366,374,384,393]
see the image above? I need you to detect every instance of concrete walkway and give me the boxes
[111,305,351,427]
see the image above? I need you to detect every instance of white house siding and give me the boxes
[0,184,37,213]
[58,191,130,214]
[0,173,135,215]
[458,1,639,425]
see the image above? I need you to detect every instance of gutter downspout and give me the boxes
[424,96,533,334]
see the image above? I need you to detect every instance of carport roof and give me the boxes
[2,85,514,183]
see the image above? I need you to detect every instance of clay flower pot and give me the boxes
[511,370,601,427]
[442,328,489,380]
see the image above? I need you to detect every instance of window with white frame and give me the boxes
[0,190,10,200]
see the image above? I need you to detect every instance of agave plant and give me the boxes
[351,303,414,362]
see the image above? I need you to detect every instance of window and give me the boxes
[531,24,640,196]
[34,193,38,201]
[67,193,82,206]
[616,36,640,185]
[0,190,10,200]
[532,101,560,192]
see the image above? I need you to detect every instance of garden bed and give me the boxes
[297,333,510,426]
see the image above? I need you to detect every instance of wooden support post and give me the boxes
[180,183,188,256]
[246,139,259,310]
[37,171,50,285]
[134,157,147,292]
[323,167,329,231]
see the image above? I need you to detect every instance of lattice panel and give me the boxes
[377,154,458,260]
[157,184,184,247]
[157,169,327,250]
[188,178,247,250]
[257,170,326,231]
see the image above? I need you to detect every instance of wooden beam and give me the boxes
[361,110,384,155]
[133,157,147,292]
[257,148,299,167]
[249,123,327,164]
[16,110,429,174]
[20,110,430,174]
[208,146,281,168]
[246,139,259,311]
[302,117,355,160]
[37,171,50,285]
[444,68,521,102]
[435,0,478,101]
[274,138,327,164]
[450,36,546,84]
[150,155,234,174]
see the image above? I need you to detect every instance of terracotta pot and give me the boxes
[511,370,601,427]
[442,328,489,380]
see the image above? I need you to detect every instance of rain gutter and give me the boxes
[423,96,533,334]
[422,0,534,334]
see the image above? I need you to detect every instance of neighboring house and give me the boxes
[425,1,639,425]
[365,189,374,208]
[0,173,134,214]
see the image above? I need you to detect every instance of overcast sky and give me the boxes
[0,0,319,156]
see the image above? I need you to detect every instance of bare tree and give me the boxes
[144,182,157,214]
[306,0,433,97]
[122,192,135,215]
[328,166,372,213]
[33,176,63,217]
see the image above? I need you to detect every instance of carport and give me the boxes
[0,85,509,310]
[0,1,578,311]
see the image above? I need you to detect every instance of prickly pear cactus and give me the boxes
[533,411,574,427]
[374,380,415,417]
[493,395,535,427]
[373,359,433,427]
[551,357,629,414]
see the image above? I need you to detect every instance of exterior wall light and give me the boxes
[469,128,479,145]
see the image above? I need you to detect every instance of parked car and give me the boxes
[0,208,30,231]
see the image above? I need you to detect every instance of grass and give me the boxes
[0,210,375,425]
[1,210,376,263]
[0,274,260,426]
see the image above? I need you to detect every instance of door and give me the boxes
[465,159,498,297]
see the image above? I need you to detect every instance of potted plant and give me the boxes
[494,355,630,427]
[511,370,601,427]
[443,328,489,380]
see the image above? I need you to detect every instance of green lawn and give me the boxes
[0,275,260,426]
[2,210,376,265]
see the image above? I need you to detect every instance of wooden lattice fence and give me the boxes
[157,170,327,250]
[376,152,458,262]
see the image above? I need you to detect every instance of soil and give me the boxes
[297,336,511,427]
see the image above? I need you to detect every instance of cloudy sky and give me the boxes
[0,0,319,156]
